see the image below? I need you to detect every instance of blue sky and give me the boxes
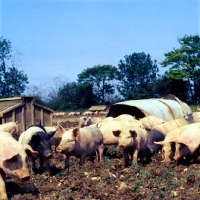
[0,0,199,87]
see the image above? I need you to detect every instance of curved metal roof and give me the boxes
[107,98,191,121]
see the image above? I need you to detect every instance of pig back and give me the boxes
[155,118,189,136]
[82,126,103,144]
[18,127,45,144]
[177,123,200,153]
[99,120,122,145]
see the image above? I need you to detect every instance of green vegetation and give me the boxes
[0,37,28,98]
[1,34,200,110]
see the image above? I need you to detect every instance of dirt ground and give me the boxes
[7,114,200,200]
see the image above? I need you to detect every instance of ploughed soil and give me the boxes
[7,114,200,199]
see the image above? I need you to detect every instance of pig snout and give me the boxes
[119,144,125,149]
[21,175,30,182]
[173,154,180,161]
[56,146,63,153]
[43,150,53,159]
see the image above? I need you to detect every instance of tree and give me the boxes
[47,81,95,110]
[0,37,29,97]
[116,52,159,100]
[153,72,189,102]
[78,65,117,104]
[160,34,200,103]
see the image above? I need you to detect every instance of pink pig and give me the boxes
[140,116,165,130]
[154,124,191,162]
[0,132,38,199]
[79,116,103,128]
[0,121,19,140]
[113,123,148,166]
[56,126,104,171]
[173,123,200,161]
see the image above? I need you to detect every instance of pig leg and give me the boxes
[44,160,52,173]
[39,157,45,170]
[79,153,87,167]
[138,150,145,164]
[64,155,70,171]
[131,149,138,164]
[0,170,7,200]
[30,157,37,173]
[97,144,104,162]
[123,150,130,166]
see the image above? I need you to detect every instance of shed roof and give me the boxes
[0,103,24,117]
[107,96,191,121]
[0,96,54,117]
[88,105,107,111]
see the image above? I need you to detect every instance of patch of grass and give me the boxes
[140,170,152,179]
[131,180,142,191]
[104,156,111,167]
[189,104,198,111]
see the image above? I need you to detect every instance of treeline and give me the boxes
[0,34,200,111]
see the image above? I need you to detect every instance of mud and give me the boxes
[7,115,200,199]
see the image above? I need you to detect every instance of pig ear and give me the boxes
[31,133,40,145]
[56,124,66,137]
[48,130,56,139]
[72,128,80,141]
[0,144,18,161]
[154,141,164,145]
[113,130,121,137]
[23,144,39,159]
[130,130,137,138]
[96,123,102,128]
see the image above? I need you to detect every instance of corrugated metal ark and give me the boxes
[157,99,184,119]
[107,99,192,121]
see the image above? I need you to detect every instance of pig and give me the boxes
[99,111,108,115]
[113,123,148,166]
[0,121,19,140]
[154,124,193,162]
[102,117,114,122]
[18,124,56,173]
[98,120,122,145]
[56,126,104,171]
[68,112,81,116]
[83,111,92,116]
[146,117,194,156]
[79,116,103,128]
[114,114,145,129]
[185,112,200,123]
[139,116,165,130]
[45,124,65,150]
[173,123,200,162]
[0,131,38,199]
[68,112,75,116]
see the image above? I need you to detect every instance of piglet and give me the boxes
[56,126,104,171]
[0,131,38,199]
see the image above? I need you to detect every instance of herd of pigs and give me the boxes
[1,112,200,199]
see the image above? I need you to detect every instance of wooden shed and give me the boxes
[88,105,108,112]
[0,96,54,134]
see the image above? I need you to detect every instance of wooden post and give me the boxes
[41,108,44,125]
[22,106,25,132]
